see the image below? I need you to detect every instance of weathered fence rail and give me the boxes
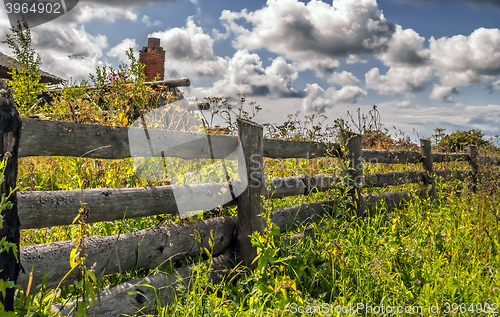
[1,111,498,314]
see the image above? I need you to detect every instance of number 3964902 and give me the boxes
[5,2,63,14]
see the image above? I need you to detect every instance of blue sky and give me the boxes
[1,0,500,141]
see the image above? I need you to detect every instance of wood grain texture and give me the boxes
[263,139,341,159]
[0,79,22,311]
[18,216,237,290]
[59,254,234,317]
[364,170,425,188]
[420,139,437,199]
[236,118,266,265]
[362,149,422,164]
[432,152,469,163]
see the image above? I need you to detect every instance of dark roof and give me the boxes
[0,52,65,84]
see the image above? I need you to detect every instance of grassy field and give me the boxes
[5,109,499,316]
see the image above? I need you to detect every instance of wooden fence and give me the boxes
[1,85,500,314]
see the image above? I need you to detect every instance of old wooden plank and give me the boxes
[364,170,425,188]
[263,139,341,159]
[432,152,469,163]
[362,149,422,164]
[0,79,22,310]
[421,139,437,199]
[236,118,266,265]
[59,254,233,316]
[435,169,471,181]
[19,118,239,160]
[362,191,413,212]
[18,216,237,290]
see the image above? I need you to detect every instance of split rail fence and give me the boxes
[1,86,500,314]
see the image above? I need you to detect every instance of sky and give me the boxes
[1,0,500,142]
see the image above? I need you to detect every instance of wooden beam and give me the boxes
[18,216,237,290]
[364,170,425,188]
[263,139,341,159]
[362,149,422,164]
[342,132,363,215]
[420,139,436,199]
[468,145,479,192]
[58,254,234,316]
[236,118,266,266]
[0,79,22,311]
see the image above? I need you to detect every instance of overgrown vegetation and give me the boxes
[1,19,500,317]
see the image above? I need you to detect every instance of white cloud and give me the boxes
[328,71,360,85]
[365,66,434,94]
[429,28,500,75]
[142,15,162,27]
[107,38,138,63]
[302,83,367,113]
[150,17,227,78]
[192,50,302,98]
[429,84,458,103]
[493,79,500,92]
[220,0,395,72]
[379,25,430,67]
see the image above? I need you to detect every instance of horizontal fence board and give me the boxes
[19,173,338,229]
[20,119,340,160]
[19,216,237,289]
[19,118,239,160]
[270,200,335,233]
[479,155,500,166]
[266,173,337,198]
[365,170,425,188]
[18,186,180,229]
[20,199,334,289]
[362,149,422,164]
[363,191,413,211]
[263,139,341,159]
[73,254,234,317]
[432,152,469,163]
[435,169,471,181]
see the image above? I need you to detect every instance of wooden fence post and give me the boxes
[468,145,479,192]
[236,118,266,266]
[0,79,22,311]
[420,139,436,200]
[342,132,363,216]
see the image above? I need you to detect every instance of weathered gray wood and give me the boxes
[0,79,22,311]
[432,152,469,163]
[362,191,412,212]
[364,170,425,188]
[236,118,266,265]
[435,169,472,181]
[59,254,233,317]
[19,118,240,160]
[420,139,436,199]
[142,79,190,87]
[362,149,422,164]
[17,186,178,229]
[479,155,500,166]
[18,216,236,290]
[18,173,339,229]
[263,139,341,159]
[270,200,335,233]
[342,132,363,215]
[468,145,479,192]
[44,79,191,95]
[265,173,337,199]
[19,119,342,160]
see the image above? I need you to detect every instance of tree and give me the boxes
[1,18,47,116]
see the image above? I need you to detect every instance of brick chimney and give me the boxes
[139,38,165,81]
